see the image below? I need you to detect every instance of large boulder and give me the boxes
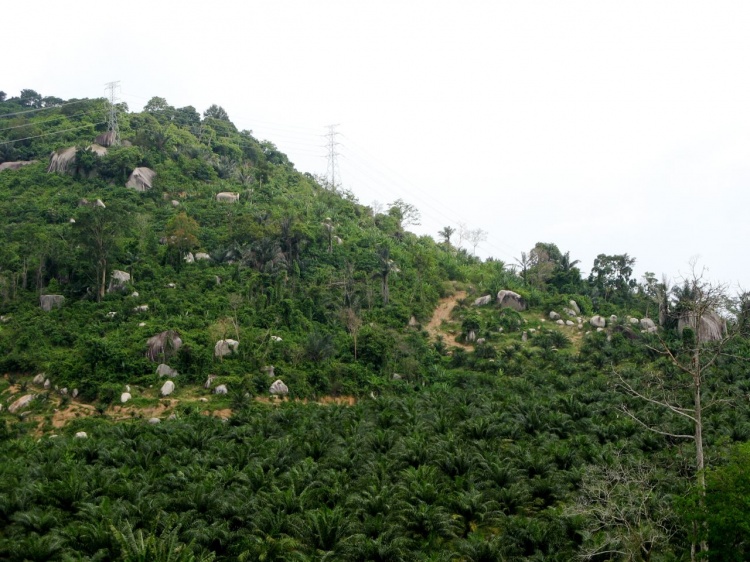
[33,374,46,386]
[497,290,526,311]
[214,384,228,395]
[269,379,289,396]
[8,394,34,413]
[146,330,182,362]
[678,311,726,342]
[195,252,211,261]
[48,145,107,174]
[568,300,581,315]
[214,339,239,358]
[120,392,132,404]
[156,364,179,378]
[590,315,606,328]
[640,318,657,331]
[108,270,131,293]
[473,295,492,306]
[95,131,118,147]
[75,431,88,439]
[216,192,240,203]
[40,295,65,311]
[125,167,156,192]
[160,381,175,397]
[549,311,560,320]
[0,160,36,172]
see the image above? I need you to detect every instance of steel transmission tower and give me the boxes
[325,124,341,190]
[104,81,121,146]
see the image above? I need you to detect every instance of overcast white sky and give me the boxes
[6,1,750,288]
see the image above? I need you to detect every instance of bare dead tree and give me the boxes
[616,262,737,559]
[567,451,676,561]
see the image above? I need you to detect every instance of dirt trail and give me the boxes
[425,291,472,350]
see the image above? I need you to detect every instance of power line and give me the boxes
[0,122,106,146]
[0,110,104,133]
[0,99,96,119]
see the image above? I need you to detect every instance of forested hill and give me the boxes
[1,88,750,561]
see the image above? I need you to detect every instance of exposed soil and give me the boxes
[424,290,472,350]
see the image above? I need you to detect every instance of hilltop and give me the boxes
[1,89,750,561]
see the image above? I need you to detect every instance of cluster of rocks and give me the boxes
[472,290,526,311]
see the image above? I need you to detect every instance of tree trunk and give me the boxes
[694,351,709,555]
[98,259,106,302]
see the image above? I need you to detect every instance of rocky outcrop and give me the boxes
[678,310,726,342]
[8,394,34,413]
[473,295,492,306]
[568,300,581,315]
[0,160,36,172]
[214,339,239,358]
[108,270,131,293]
[590,315,606,328]
[269,379,289,396]
[216,192,240,203]
[156,364,178,378]
[125,167,156,192]
[497,290,526,311]
[146,330,182,362]
[40,295,65,311]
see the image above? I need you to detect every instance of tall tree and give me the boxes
[617,264,734,558]
[74,205,125,301]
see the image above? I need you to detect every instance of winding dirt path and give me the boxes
[425,290,472,350]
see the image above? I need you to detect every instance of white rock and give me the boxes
[596,327,604,332]
[138,322,146,327]
[184,252,194,263]
[568,300,581,315]
[120,392,132,403]
[148,417,160,424]
[263,365,275,377]
[40,295,65,311]
[171,200,179,207]
[33,374,45,385]
[204,375,217,389]
[8,394,34,413]
[130,291,140,298]
[214,339,239,358]
[75,431,88,439]
[565,320,575,326]
[199,397,209,402]
[269,379,289,396]
[473,295,492,306]
[72,389,79,398]
[107,311,117,318]
[216,191,240,203]
[166,283,176,289]
[556,319,564,325]
[60,388,67,395]
[610,315,618,324]
[214,384,228,395]
[590,315,606,328]
[550,311,561,320]
[133,304,149,313]
[195,252,210,261]
[125,385,131,392]
[270,335,282,342]
[476,338,486,344]
[156,364,178,377]
[522,331,528,342]
[43,379,51,389]
[563,307,577,317]
[629,317,640,325]
[160,381,175,397]
[497,290,526,311]
[168,413,177,420]
[640,318,657,331]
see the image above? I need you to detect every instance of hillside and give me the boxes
[1,89,750,561]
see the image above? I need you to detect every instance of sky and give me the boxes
[5,1,750,289]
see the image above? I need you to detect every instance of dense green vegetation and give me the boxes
[1,89,750,560]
